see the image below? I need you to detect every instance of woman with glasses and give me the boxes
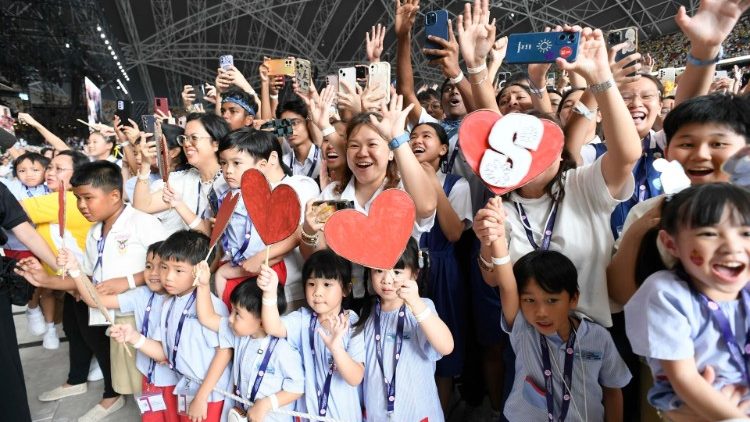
[132,113,229,235]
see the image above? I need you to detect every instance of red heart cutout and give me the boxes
[324,189,416,269]
[458,110,564,195]
[241,169,301,245]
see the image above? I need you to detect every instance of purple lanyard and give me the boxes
[697,289,750,384]
[540,324,576,422]
[164,290,197,374]
[290,145,319,178]
[515,200,559,251]
[373,301,406,414]
[141,292,156,384]
[92,225,107,284]
[219,191,253,266]
[236,337,279,409]
[309,312,337,416]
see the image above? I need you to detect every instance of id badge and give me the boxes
[88,308,115,326]
[177,394,195,415]
[135,392,167,414]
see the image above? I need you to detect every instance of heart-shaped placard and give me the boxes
[324,189,416,269]
[241,169,301,245]
[458,110,565,195]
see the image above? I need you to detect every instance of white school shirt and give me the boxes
[218,319,304,421]
[501,313,631,422]
[117,287,178,387]
[625,270,750,411]
[504,157,634,327]
[319,178,436,298]
[282,144,321,179]
[80,205,167,320]
[153,291,232,403]
[579,135,603,167]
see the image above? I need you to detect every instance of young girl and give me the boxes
[259,249,365,422]
[474,197,631,421]
[58,241,180,421]
[194,266,304,422]
[625,183,750,420]
[358,237,454,422]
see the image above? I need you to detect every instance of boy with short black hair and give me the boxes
[220,88,259,131]
[277,98,321,180]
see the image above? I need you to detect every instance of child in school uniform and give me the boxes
[110,230,233,422]
[474,197,631,421]
[58,241,179,422]
[357,237,454,422]
[194,263,304,421]
[259,249,365,421]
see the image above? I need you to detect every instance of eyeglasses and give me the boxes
[176,134,212,146]
[621,90,661,104]
[46,165,73,173]
[287,118,305,127]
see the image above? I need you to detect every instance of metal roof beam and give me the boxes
[116,0,154,102]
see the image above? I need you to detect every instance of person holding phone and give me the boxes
[278,98,322,181]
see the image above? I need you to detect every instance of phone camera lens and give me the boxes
[558,34,566,41]
[568,34,575,41]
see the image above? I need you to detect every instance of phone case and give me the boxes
[154,97,169,115]
[658,67,676,83]
[424,10,449,60]
[607,27,638,62]
[219,55,234,70]
[295,58,312,93]
[266,58,296,77]
[115,100,132,125]
[368,62,391,104]
[141,115,156,133]
[325,74,338,89]
[505,31,580,64]
[192,84,205,102]
[338,67,356,93]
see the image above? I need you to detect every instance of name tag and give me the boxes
[177,394,195,415]
[88,308,115,326]
[136,392,167,414]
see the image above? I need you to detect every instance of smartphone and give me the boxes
[368,62,391,104]
[295,58,312,93]
[505,31,580,64]
[355,64,369,88]
[115,100,133,126]
[715,70,729,81]
[266,58,296,76]
[546,72,556,88]
[154,97,169,115]
[312,200,355,223]
[192,84,206,103]
[424,10,449,60]
[219,55,234,71]
[338,67,356,93]
[260,119,294,138]
[141,115,156,133]
[607,27,638,63]
[658,67,676,83]
[325,74,338,89]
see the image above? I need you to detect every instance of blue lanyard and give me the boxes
[697,289,750,384]
[635,134,657,202]
[236,337,279,409]
[141,292,157,383]
[92,225,107,284]
[309,312,337,416]
[219,191,253,266]
[290,145,319,178]
[373,301,406,414]
[165,290,197,374]
[515,199,559,251]
[540,322,576,421]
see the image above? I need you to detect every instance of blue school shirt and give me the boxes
[281,307,365,422]
[117,286,178,387]
[0,178,49,250]
[219,190,266,266]
[153,290,232,402]
[625,270,750,411]
[362,299,444,422]
[218,318,304,421]
[502,313,631,422]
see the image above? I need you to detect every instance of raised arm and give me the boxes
[258,264,288,338]
[318,313,365,386]
[394,0,424,125]
[457,0,500,112]
[194,261,221,332]
[423,21,476,112]
[397,274,453,356]
[17,113,70,152]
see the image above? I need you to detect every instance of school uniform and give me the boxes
[579,135,606,167]
[625,270,750,412]
[616,194,676,270]
[504,156,635,327]
[502,313,631,422]
[154,291,232,422]
[217,318,304,421]
[283,144,321,180]
[80,204,168,395]
[362,299,444,422]
[281,307,364,421]
[0,178,49,259]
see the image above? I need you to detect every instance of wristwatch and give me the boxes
[388,132,410,151]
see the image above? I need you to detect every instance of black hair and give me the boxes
[275,97,309,120]
[417,89,441,103]
[222,87,259,117]
[637,73,665,96]
[161,123,188,171]
[663,94,750,145]
[218,127,283,161]
[12,152,49,178]
[69,160,123,194]
[185,112,230,144]
[230,278,286,317]
[302,249,353,290]
[496,82,532,108]
[547,88,563,98]
[55,150,90,172]
[661,183,750,235]
[158,230,209,265]
[147,241,163,257]
[40,147,55,157]
[557,87,586,116]
[508,71,530,86]
[513,250,579,298]
[411,122,449,168]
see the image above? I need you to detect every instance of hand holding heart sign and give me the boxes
[459,111,564,194]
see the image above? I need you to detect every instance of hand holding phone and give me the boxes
[424,10,449,60]
[219,55,234,71]
[505,31,580,64]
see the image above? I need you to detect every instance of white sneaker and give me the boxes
[26,307,45,336]
[87,359,103,382]
[38,383,87,402]
[42,325,60,350]
[78,396,125,422]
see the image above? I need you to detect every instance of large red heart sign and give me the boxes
[324,189,416,270]
[241,169,301,245]
[458,110,564,195]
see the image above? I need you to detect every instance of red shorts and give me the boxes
[3,249,34,260]
[177,399,224,422]
[221,260,287,310]
[140,377,179,422]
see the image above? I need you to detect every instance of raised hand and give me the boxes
[676,0,750,53]
[193,260,210,287]
[366,23,386,62]
[424,20,462,78]
[303,199,326,236]
[256,263,279,295]
[394,0,420,38]
[337,80,362,115]
[472,196,507,246]
[456,0,496,68]
[57,247,80,274]
[642,53,655,73]
[556,27,612,85]
[609,42,643,87]
[318,312,350,352]
[395,275,421,307]
[182,85,195,110]
[368,91,414,140]
[162,183,183,207]
[17,112,40,128]
[360,83,387,112]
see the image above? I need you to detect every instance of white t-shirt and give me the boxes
[504,157,634,327]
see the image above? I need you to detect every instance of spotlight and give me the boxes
[105,40,109,45]
[110,51,115,56]
[116,61,121,66]
[113,55,118,60]
[65,43,70,48]
[100,33,105,39]
[97,25,102,32]
[108,46,112,51]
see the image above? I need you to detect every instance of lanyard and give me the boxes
[290,145,319,178]
[540,324,577,421]
[515,200,559,251]
[236,336,279,409]
[635,134,657,202]
[219,191,253,265]
[141,292,157,384]
[309,312,337,416]
[92,225,107,284]
[165,290,197,374]
[373,301,406,414]
[697,289,750,384]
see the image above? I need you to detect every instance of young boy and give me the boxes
[220,88,258,131]
[207,127,319,309]
[110,230,233,422]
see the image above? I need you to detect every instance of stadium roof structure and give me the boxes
[2,0,699,107]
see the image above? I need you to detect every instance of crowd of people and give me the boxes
[2,0,750,421]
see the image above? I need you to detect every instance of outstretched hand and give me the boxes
[368,92,414,140]
[555,27,612,85]
[366,23,386,62]
[676,0,750,52]
[318,312,350,352]
[473,196,507,246]
[456,0,496,68]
